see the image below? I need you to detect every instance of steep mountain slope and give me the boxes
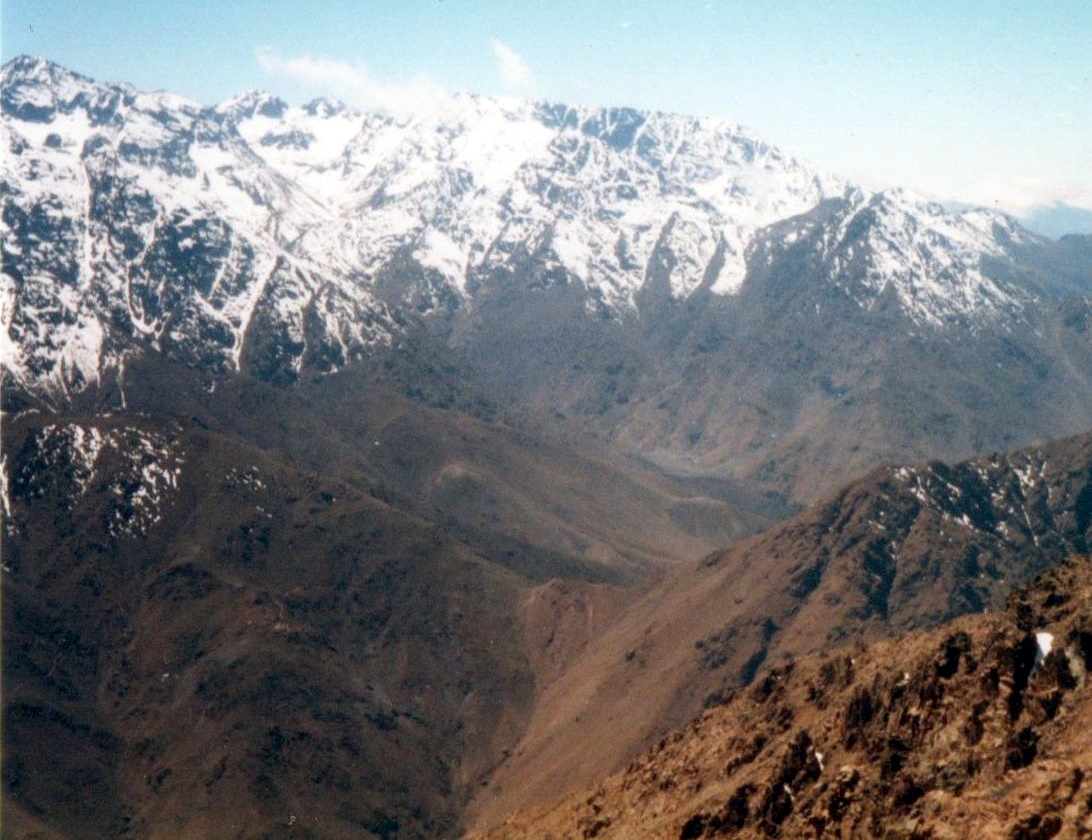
[470,431,1092,829]
[5,57,1092,506]
[4,55,1092,839]
[477,555,1092,839]
[1,56,392,398]
[0,353,769,839]
[453,188,1092,501]
[1,412,526,839]
[1,54,842,398]
[223,88,843,313]
[116,351,769,578]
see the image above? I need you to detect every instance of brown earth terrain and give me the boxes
[6,392,1090,838]
[470,431,1092,830]
[477,555,1092,839]
[0,371,770,840]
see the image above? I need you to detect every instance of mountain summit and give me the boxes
[3,57,1092,840]
[3,56,1092,502]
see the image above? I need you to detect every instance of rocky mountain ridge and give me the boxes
[469,430,1092,829]
[476,554,1092,839]
[1,56,1068,398]
[6,57,1092,504]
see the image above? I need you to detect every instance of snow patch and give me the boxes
[1034,631,1054,666]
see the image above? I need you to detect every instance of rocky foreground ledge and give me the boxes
[476,555,1092,839]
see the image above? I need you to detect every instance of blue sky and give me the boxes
[4,1,1091,218]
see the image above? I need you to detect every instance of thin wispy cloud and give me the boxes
[491,39,532,90]
[946,177,1092,215]
[254,47,446,115]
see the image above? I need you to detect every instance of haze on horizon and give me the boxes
[3,0,1090,231]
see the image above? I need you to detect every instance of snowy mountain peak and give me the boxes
[2,55,106,122]
[1,54,87,91]
[2,55,203,125]
[814,188,1036,325]
[1,57,1058,401]
[215,89,290,121]
[2,58,393,398]
[226,90,850,309]
[303,96,350,118]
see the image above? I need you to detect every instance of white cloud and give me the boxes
[925,176,1092,216]
[491,39,532,90]
[254,47,445,116]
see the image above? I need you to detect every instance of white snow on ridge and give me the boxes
[823,189,1028,326]
[2,60,396,395]
[1,57,1036,398]
[1035,631,1054,665]
[0,455,13,533]
[413,229,468,292]
[7,422,184,537]
[232,93,844,311]
[234,100,366,193]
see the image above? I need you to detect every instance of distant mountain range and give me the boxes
[3,56,1092,838]
[1020,202,1092,239]
[4,55,1092,504]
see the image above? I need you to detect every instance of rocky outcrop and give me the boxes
[476,556,1092,838]
[469,431,1092,829]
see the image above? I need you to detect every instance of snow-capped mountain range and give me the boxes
[0,56,1054,399]
[7,56,1092,840]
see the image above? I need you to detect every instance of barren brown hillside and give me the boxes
[477,556,1092,839]
[470,431,1092,831]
